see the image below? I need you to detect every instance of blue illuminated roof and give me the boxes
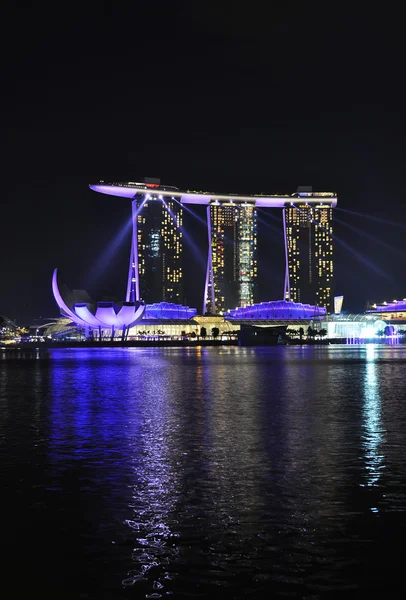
[225,300,326,321]
[144,302,197,320]
[367,300,406,313]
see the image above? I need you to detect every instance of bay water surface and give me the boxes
[1,345,406,599]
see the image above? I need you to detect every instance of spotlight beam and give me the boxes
[127,195,149,301]
[161,197,206,268]
[334,215,406,259]
[172,197,207,228]
[289,203,390,280]
[336,207,406,231]
[257,207,283,224]
[257,215,284,238]
[88,215,133,287]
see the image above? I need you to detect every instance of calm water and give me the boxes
[1,345,406,599]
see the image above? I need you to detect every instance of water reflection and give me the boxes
[47,349,185,596]
[0,354,49,456]
[2,346,406,598]
[123,354,183,593]
[361,345,385,491]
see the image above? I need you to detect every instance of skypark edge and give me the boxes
[89,182,337,208]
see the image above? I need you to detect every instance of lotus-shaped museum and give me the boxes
[52,269,145,336]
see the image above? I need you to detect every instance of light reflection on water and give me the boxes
[362,345,385,492]
[123,358,184,589]
[1,345,406,598]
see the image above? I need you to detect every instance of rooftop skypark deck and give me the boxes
[89,182,337,208]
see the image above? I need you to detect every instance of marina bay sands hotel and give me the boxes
[90,179,337,314]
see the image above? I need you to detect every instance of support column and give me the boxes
[282,208,291,301]
[126,198,140,302]
[126,243,134,302]
[203,204,215,315]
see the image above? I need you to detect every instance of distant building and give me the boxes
[334,295,344,314]
[366,299,406,323]
[284,188,334,312]
[322,313,387,340]
[0,314,18,331]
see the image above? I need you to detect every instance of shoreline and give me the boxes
[2,338,403,350]
[2,339,238,349]
[2,336,405,351]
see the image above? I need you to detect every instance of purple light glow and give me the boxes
[89,184,138,198]
[225,300,326,320]
[172,197,208,228]
[144,302,197,319]
[127,197,147,302]
[88,214,133,288]
[282,209,290,301]
[52,269,88,326]
[334,215,406,259]
[89,184,337,208]
[75,304,105,327]
[203,204,214,315]
[95,303,124,327]
[52,269,145,331]
[367,300,406,313]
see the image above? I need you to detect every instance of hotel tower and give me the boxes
[204,202,257,315]
[283,188,334,312]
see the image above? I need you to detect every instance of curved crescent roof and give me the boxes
[52,268,145,329]
[89,182,337,208]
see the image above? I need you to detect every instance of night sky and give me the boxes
[1,3,405,323]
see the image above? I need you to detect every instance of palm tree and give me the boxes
[307,326,316,339]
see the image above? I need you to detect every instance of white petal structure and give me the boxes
[52,268,145,332]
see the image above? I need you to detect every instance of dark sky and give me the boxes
[1,2,405,323]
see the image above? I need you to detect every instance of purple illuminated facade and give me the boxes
[89,182,338,209]
[225,300,326,321]
[144,302,196,320]
[367,300,406,313]
[365,300,406,323]
[90,181,338,314]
